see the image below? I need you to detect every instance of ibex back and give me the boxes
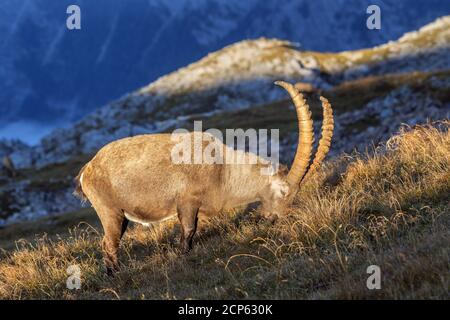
[74,81,334,274]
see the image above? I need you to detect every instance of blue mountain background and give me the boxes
[1,0,449,144]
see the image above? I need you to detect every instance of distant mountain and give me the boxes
[1,0,449,143]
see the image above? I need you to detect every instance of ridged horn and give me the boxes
[303,96,334,182]
[274,80,314,187]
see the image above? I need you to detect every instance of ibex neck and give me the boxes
[220,163,269,209]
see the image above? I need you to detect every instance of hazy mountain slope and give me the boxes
[0,0,449,143]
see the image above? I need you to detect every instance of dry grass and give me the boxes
[0,122,448,299]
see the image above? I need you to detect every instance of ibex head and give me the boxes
[257,81,334,222]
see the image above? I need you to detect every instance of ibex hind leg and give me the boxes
[177,203,199,254]
[92,203,128,275]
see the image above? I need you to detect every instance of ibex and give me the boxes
[74,81,334,274]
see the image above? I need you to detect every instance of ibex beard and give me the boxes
[74,81,334,275]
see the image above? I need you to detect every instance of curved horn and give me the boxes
[303,96,334,182]
[274,80,314,187]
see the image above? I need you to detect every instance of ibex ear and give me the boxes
[278,164,289,176]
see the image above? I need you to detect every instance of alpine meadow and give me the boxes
[0,1,449,301]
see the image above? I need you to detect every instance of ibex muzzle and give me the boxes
[74,81,334,274]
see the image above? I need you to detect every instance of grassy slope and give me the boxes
[0,122,448,299]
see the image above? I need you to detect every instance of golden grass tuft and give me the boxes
[0,121,449,299]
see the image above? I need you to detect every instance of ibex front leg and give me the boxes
[177,203,199,254]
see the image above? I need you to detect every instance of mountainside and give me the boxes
[1,0,449,143]
[0,16,449,226]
